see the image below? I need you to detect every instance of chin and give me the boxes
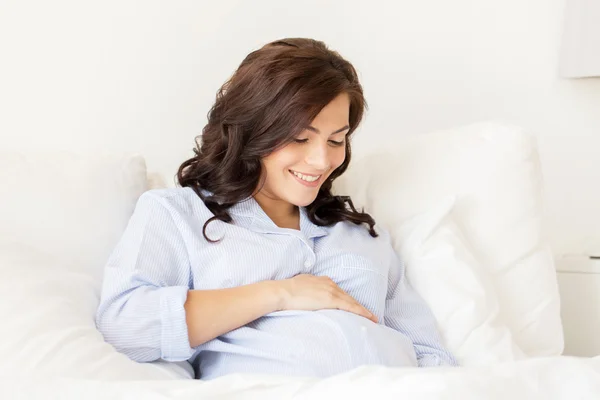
[287,190,319,207]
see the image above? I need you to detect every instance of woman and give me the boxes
[95,38,458,380]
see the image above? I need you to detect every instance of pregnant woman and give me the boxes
[95,38,458,380]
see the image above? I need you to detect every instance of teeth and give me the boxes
[292,170,320,182]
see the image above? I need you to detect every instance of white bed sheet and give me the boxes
[3,356,600,400]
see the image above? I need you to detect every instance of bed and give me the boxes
[1,121,598,399]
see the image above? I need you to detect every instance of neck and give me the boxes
[253,191,300,230]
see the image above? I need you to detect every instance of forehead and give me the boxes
[311,93,350,126]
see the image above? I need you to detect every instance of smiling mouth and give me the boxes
[289,170,322,182]
[288,169,325,188]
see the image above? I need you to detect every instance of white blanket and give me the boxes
[3,356,600,400]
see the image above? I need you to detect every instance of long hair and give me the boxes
[177,38,378,241]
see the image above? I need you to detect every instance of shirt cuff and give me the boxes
[160,285,195,362]
[417,354,441,367]
[418,353,460,367]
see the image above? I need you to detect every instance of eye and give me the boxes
[294,138,309,144]
[328,140,345,147]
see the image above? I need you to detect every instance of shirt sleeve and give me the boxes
[95,191,195,363]
[382,231,459,367]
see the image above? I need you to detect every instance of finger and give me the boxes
[334,290,378,323]
[346,301,377,323]
[368,312,379,323]
[333,294,378,323]
[322,281,378,323]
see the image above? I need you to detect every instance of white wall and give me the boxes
[1,0,599,256]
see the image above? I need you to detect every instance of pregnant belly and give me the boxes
[199,309,418,379]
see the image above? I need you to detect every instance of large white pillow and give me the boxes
[0,152,193,380]
[0,243,192,380]
[396,196,526,365]
[0,152,145,278]
[336,121,564,359]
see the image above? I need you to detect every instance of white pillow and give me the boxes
[0,243,192,380]
[0,151,146,278]
[336,121,563,359]
[0,152,193,380]
[396,196,526,365]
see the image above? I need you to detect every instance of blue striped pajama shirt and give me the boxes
[95,187,458,380]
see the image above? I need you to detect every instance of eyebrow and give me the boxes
[306,124,350,136]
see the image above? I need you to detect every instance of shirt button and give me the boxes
[304,260,313,268]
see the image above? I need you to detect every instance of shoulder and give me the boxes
[134,187,214,221]
[326,220,393,258]
[323,220,397,271]
[328,219,391,242]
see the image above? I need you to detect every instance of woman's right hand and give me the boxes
[276,274,378,323]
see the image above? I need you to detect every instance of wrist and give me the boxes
[263,280,288,312]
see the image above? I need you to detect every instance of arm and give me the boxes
[184,282,282,347]
[185,273,378,347]
[382,232,459,367]
[95,192,282,362]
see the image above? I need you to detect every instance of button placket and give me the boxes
[297,236,316,270]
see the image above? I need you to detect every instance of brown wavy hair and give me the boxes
[177,38,378,242]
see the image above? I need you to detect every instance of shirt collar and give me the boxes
[228,196,328,239]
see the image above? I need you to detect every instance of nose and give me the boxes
[304,141,329,171]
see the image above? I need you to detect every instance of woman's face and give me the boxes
[258,92,350,208]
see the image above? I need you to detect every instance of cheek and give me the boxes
[330,148,346,168]
[262,147,300,176]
